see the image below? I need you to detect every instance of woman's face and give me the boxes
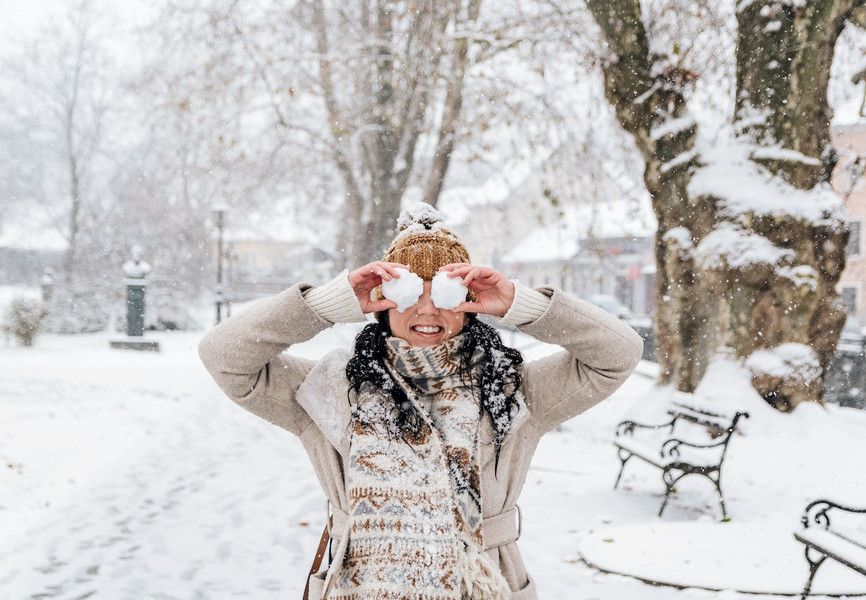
[388,280,466,347]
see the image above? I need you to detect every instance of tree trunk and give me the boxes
[585,0,708,391]
[422,0,482,208]
[586,0,859,409]
[313,0,471,269]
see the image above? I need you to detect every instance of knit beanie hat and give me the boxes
[375,205,475,312]
[382,204,470,279]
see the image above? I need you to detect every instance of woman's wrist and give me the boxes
[498,281,550,326]
[304,271,367,323]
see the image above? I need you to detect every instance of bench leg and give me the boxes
[663,467,729,520]
[711,476,728,521]
[613,450,632,489]
[800,549,827,600]
[659,487,673,517]
[659,469,684,517]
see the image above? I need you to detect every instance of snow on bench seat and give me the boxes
[795,526,866,576]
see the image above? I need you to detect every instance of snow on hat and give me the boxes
[382,204,470,280]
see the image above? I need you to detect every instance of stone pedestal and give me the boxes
[111,247,160,352]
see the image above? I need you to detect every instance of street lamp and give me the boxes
[212,202,230,324]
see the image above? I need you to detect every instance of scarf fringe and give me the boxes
[458,547,511,600]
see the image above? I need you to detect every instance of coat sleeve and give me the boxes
[518,288,644,434]
[197,283,334,436]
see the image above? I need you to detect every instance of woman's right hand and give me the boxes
[347,261,404,314]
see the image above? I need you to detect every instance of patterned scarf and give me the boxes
[327,334,510,600]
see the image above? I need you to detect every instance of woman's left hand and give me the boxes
[438,264,515,318]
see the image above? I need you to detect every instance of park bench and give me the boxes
[613,396,749,519]
[794,499,866,599]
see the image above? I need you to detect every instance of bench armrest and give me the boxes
[802,499,866,529]
[616,417,676,437]
[660,436,728,459]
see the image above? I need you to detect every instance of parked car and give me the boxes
[824,314,866,409]
[839,315,866,349]
[588,294,634,320]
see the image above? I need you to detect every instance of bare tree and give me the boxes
[16,1,115,282]
[293,0,490,266]
[150,0,593,269]
[0,0,126,331]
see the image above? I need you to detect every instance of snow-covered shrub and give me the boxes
[2,295,49,346]
[45,290,111,334]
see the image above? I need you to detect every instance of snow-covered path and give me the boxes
[2,328,865,599]
[0,331,326,599]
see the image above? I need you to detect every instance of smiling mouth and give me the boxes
[412,325,443,334]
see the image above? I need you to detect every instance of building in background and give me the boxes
[832,123,866,327]
[225,218,334,300]
[498,199,656,316]
[0,214,65,288]
[447,147,656,317]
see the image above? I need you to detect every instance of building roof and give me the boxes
[501,198,656,264]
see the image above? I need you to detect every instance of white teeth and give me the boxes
[413,326,441,334]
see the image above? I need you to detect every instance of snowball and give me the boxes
[431,271,467,310]
[381,268,423,312]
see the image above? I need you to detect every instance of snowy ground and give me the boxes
[2,309,866,599]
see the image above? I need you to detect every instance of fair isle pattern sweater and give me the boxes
[326,336,508,600]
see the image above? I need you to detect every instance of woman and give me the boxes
[198,206,643,600]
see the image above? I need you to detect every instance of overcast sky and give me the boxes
[0,0,157,57]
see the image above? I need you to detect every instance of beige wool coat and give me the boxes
[198,279,643,600]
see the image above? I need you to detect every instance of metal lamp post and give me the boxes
[212,202,229,324]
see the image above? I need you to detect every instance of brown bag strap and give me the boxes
[302,522,331,600]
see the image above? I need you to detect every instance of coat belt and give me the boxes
[328,503,522,550]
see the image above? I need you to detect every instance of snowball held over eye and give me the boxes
[431,271,467,310]
[381,267,424,312]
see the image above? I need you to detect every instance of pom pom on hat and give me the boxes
[382,204,470,280]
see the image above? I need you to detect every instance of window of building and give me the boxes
[840,285,859,315]
[846,219,863,259]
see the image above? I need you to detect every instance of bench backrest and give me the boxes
[803,500,866,548]
[667,400,747,439]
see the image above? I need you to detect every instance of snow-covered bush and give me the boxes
[2,295,49,346]
[46,291,111,334]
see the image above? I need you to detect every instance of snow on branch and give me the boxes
[651,115,697,142]
[688,139,848,227]
[736,0,807,14]
[777,264,819,292]
[663,226,694,249]
[662,226,695,260]
[750,146,822,167]
[733,104,771,133]
[631,83,660,107]
[660,148,699,175]
[695,222,793,271]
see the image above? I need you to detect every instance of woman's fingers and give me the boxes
[452,301,482,314]
[366,299,397,313]
[349,261,407,288]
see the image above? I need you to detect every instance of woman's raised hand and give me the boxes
[438,264,515,318]
[347,261,403,314]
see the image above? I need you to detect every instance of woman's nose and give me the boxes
[414,283,438,314]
